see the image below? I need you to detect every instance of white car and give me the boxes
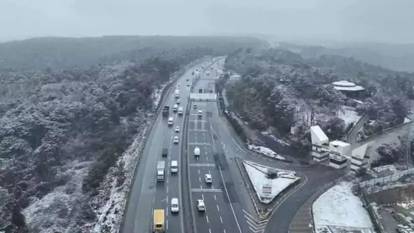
[204,174,212,184]
[171,198,179,213]
[173,136,179,144]
[197,199,205,212]
[175,126,180,133]
[197,110,203,118]
[170,160,178,174]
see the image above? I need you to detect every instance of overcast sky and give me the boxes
[1,0,413,44]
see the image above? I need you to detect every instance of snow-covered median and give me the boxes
[243,160,300,204]
[247,144,286,161]
[313,182,375,233]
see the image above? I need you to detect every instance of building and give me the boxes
[332,80,365,98]
[350,144,369,172]
[310,125,330,162]
[328,140,351,169]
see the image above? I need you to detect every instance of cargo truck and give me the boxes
[156,161,165,182]
[153,209,165,232]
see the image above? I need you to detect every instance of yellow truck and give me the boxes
[153,209,165,232]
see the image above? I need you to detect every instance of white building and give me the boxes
[332,80,365,92]
[328,140,351,169]
[310,125,330,162]
[350,144,369,172]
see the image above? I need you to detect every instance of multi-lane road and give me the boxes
[121,57,342,233]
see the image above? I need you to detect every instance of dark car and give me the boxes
[162,148,168,157]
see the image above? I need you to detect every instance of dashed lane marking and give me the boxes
[189,163,216,167]
[191,188,223,193]
[188,142,211,146]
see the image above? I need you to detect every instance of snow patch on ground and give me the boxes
[243,160,299,204]
[23,160,91,233]
[313,182,375,233]
[91,125,149,233]
[247,144,286,160]
[337,106,361,127]
[152,83,168,108]
[260,131,290,146]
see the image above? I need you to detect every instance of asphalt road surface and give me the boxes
[121,59,212,233]
[122,56,343,233]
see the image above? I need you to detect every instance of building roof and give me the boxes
[332,80,356,87]
[330,140,351,148]
[332,80,365,92]
[351,144,368,160]
[310,125,329,145]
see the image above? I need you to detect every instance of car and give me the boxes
[170,160,178,174]
[193,104,197,109]
[197,110,203,118]
[162,148,168,157]
[196,199,205,212]
[204,174,212,184]
[175,126,180,133]
[173,136,179,144]
[170,198,179,213]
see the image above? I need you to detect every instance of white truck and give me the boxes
[174,89,180,99]
[177,106,183,115]
[156,161,166,182]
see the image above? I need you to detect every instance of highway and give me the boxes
[121,56,343,233]
[121,59,210,233]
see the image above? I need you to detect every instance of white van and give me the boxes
[194,146,200,158]
[170,160,178,174]
[172,104,178,112]
[168,117,174,126]
[178,106,183,115]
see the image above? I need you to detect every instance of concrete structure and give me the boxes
[329,154,348,169]
[189,93,217,102]
[332,80,365,98]
[328,140,351,169]
[350,144,369,172]
[310,125,330,162]
[332,80,365,92]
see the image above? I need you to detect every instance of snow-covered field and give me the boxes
[247,144,286,160]
[313,182,375,233]
[337,106,361,127]
[243,160,299,204]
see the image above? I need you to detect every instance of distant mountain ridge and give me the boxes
[0,35,266,71]
[277,42,414,73]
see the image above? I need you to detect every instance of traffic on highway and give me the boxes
[121,57,342,233]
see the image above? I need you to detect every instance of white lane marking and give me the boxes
[220,216,223,223]
[218,166,243,233]
[206,215,209,223]
[201,193,204,200]
[166,209,169,217]
[189,163,215,167]
[166,219,169,230]
[199,177,202,182]
[200,185,202,189]
[217,205,220,211]
[191,188,222,193]
[214,194,217,200]
[166,185,169,194]
[198,169,201,174]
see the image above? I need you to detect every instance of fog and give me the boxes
[1,0,413,44]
